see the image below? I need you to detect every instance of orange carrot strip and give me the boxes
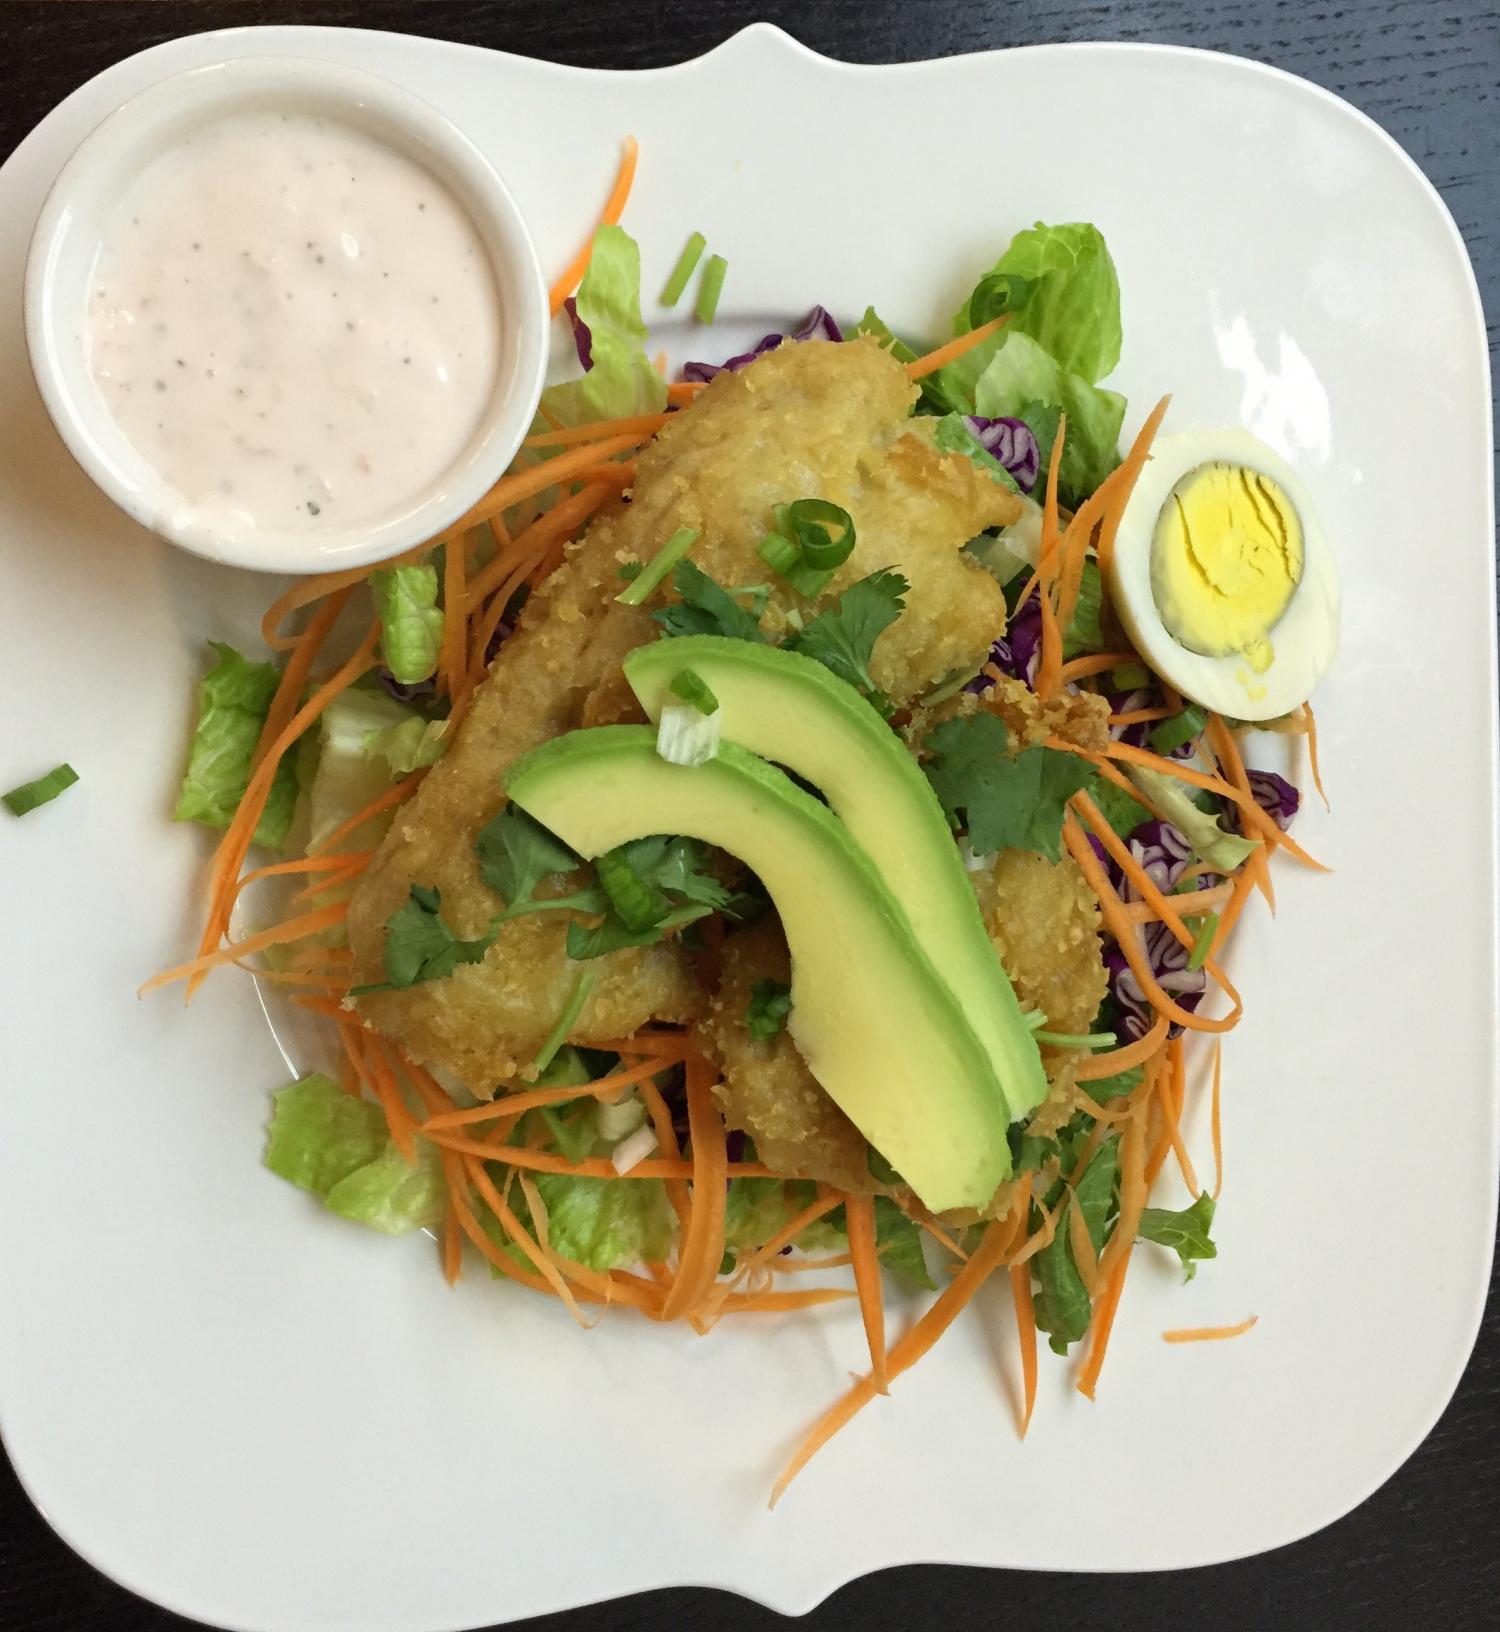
[1034,423,1066,698]
[547,137,639,315]
[465,1158,591,1325]
[1120,882,1232,924]
[845,1195,889,1395]
[141,901,348,994]
[445,433,643,537]
[1058,650,1141,684]
[1063,817,1239,1034]
[441,533,469,711]
[905,313,1009,380]
[307,769,425,858]
[636,1074,692,1235]
[1076,1109,1148,1400]
[1010,1263,1039,1436]
[190,621,380,995]
[420,1056,685,1129]
[1109,707,1175,726]
[1303,703,1328,807]
[253,588,354,761]
[1209,867,1258,960]
[228,851,372,912]
[1155,1036,1200,1193]
[1067,1186,1104,1298]
[361,1035,420,1165]
[259,543,429,653]
[523,412,671,449]
[1074,1015,1170,1081]
[1093,396,1172,577]
[770,1216,1015,1507]
[660,1058,728,1321]
[442,1209,463,1285]
[666,381,706,405]
[591,1032,696,1058]
[720,1289,857,1314]
[1206,714,1275,910]
[1163,1315,1258,1343]
[468,544,547,686]
[289,856,372,904]
[1053,480,1114,646]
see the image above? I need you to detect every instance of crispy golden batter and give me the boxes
[698,919,874,1195]
[904,674,1112,755]
[347,338,1015,1092]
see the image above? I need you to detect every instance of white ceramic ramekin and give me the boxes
[24,57,548,575]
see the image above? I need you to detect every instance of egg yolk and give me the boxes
[1150,462,1304,674]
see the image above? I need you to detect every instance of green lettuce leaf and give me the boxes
[370,563,444,686]
[974,331,1125,505]
[364,715,447,774]
[503,1170,674,1272]
[988,222,1122,384]
[1137,1192,1218,1281]
[174,642,300,850]
[307,687,431,851]
[874,1196,936,1291]
[541,224,668,427]
[264,1075,442,1236]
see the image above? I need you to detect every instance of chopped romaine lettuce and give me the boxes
[307,687,432,851]
[986,222,1122,385]
[174,641,300,850]
[370,563,444,687]
[1127,766,1262,873]
[264,1074,443,1236]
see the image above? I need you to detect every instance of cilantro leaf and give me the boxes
[359,885,498,992]
[475,805,581,907]
[1034,1134,1119,1354]
[923,713,1096,861]
[874,1196,937,1291]
[788,569,909,711]
[652,559,767,643]
[745,977,792,1043]
[565,901,712,960]
[620,835,734,910]
[1137,1192,1218,1282]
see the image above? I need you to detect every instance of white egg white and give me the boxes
[1103,428,1340,721]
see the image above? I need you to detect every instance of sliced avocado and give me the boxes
[624,637,1047,1121]
[504,727,1010,1212]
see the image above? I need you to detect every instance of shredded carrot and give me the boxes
[636,1073,692,1235]
[290,855,372,904]
[227,851,371,913]
[592,1031,695,1058]
[421,1056,685,1130]
[913,1214,970,1262]
[187,621,380,999]
[666,381,705,406]
[1093,396,1172,577]
[1206,714,1275,910]
[1209,866,1257,960]
[440,533,470,713]
[259,542,429,653]
[467,476,617,608]
[1155,1036,1200,1193]
[1163,1315,1258,1343]
[1075,1109,1147,1399]
[1067,1186,1104,1299]
[442,1208,463,1285]
[1052,480,1113,646]
[707,1189,844,1321]
[770,1215,1016,1507]
[1120,881,1231,924]
[660,1058,728,1321]
[1303,703,1328,808]
[720,1289,857,1315]
[1034,422,1067,698]
[523,412,672,449]
[359,1035,420,1165]
[1009,1263,1038,1436]
[905,313,1009,381]
[445,433,643,538]
[468,543,548,685]
[141,900,347,994]
[463,1157,592,1325]
[772,1251,857,1274]
[308,769,425,857]
[1074,1017,1169,1084]
[548,136,639,315]
[1210,1041,1224,1200]
[1109,707,1175,727]
[1057,650,1140,684]
[252,589,353,763]
[845,1195,889,1394]
[1063,817,1239,1034]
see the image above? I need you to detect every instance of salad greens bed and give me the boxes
[169,216,1307,1354]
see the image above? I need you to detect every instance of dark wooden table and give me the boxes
[3,3,1496,1628]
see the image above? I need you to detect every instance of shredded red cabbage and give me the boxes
[967,587,1043,694]
[1101,819,1209,1041]
[563,296,592,370]
[964,415,1040,493]
[681,306,843,383]
[1246,768,1300,829]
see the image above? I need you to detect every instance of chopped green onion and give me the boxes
[4,763,78,817]
[1021,1008,1048,1032]
[616,527,699,606]
[924,666,980,707]
[695,254,728,324]
[1109,662,1152,692]
[728,583,772,615]
[756,532,800,577]
[1033,1029,1118,1051]
[785,499,855,570]
[660,231,707,307]
[1150,704,1209,756]
[967,271,1035,328]
[1187,911,1220,972]
[670,668,720,715]
[529,972,596,1080]
[655,702,721,767]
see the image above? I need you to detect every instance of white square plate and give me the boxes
[1,24,1493,1632]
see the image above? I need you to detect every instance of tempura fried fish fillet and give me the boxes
[347,338,1016,1092]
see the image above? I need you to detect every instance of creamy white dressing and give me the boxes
[86,109,503,541]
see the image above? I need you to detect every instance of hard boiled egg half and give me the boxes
[1103,428,1340,721]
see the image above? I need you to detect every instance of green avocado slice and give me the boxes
[624,636,1046,1122]
[504,727,1011,1212]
